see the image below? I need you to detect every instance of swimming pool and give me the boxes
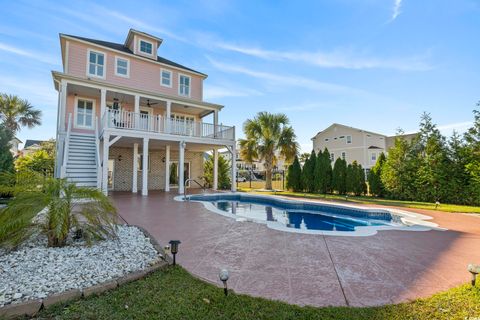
[182,193,439,236]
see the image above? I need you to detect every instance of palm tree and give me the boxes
[0,175,117,249]
[0,93,42,133]
[239,112,298,190]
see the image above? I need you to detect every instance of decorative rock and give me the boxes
[0,226,159,307]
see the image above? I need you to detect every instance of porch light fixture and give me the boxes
[219,269,229,296]
[169,240,181,265]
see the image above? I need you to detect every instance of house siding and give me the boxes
[66,40,203,101]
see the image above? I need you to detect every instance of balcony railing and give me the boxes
[102,109,234,141]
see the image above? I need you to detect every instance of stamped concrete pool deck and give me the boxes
[112,191,480,307]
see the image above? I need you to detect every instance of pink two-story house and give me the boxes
[53,29,236,195]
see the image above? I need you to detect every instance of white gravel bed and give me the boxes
[0,225,161,307]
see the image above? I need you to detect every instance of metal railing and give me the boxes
[183,178,207,201]
[103,109,235,141]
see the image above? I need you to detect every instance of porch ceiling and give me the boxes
[109,136,227,152]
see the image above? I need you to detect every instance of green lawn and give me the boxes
[36,266,480,320]
[237,188,480,214]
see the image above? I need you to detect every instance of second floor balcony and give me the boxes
[102,109,235,141]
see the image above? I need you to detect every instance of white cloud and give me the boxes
[0,42,58,65]
[203,84,262,100]
[437,121,472,133]
[391,0,403,21]
[216,42,430,71]
[207,57,366,95]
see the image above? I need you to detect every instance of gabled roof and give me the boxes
[10,137,22,144]
[61,34,207,77]
[124,28,163,47]
[311,123,386,140]
[24,139,46,149]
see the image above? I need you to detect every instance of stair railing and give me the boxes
[61,113,72,178]
[94,116,101,189]
[184,178,206,201]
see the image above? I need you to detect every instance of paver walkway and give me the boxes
[112,191,480,307]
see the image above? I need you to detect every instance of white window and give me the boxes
[75,98,95,129]
[341,152,346,160]
[87,50,105,78]
[161,69,172,87]
[179,74,191,96]
[371,153,377,162]
[139,40,153,55]
[330,153,334,162]
[115,57,129,77]
[346,135,352,144]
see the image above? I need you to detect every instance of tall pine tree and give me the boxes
[302,150,316,192]
[332,158,347,194]
[286,155,303,192]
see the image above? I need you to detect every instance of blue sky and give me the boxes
[1,0,479,152]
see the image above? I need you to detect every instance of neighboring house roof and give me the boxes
[24,139,46,149]
[62,34,207,77]
[311,123,385,140]
[11,137,22,144]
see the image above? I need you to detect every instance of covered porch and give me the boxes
[101,135,237,196]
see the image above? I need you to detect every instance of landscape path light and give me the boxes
[219,269,229,296]
[169,240,181,266]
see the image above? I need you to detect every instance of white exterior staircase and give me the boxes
[64,133,98,187]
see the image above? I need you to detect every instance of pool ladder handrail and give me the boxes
[184,178,207,201]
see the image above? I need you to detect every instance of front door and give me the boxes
[169,161,190,188]
[107,159,115,190]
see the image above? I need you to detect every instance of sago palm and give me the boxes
[0,93,42,133]
[239,112,298,190]
[0,175,117,249]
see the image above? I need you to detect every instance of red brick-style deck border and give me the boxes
[112,191,480,307]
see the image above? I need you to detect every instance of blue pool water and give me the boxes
[188,194,401,232]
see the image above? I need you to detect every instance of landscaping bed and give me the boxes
[0,225,161,308]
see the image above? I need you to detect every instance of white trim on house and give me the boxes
[160,68,172,88]
[178,73,191,97]
[138,38,155,57]
[114,56,130,78]
[86,48,107,80]
[65,40,70,73]
[73,96,96,129]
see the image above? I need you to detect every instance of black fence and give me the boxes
[236,169,286,191]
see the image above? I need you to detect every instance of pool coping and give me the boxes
[175,193,446,237]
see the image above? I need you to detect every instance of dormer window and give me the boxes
[139,40,153,55]
[87,50,105,78]
[179,74,191,96]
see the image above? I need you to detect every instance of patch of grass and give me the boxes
[35,266,480,320]
[237,188,480,214]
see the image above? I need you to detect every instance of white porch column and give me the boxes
[142,138,149,196]
[102,133,110,195]
[165,145,170,192]
[59,80,67,132]
[213,110,218,138]
[134,95,140,129]
[178,141,185,195]
[231,145,237,192]
[213,149,218,190]
[100,88,106,121]
[166,100,171,133]
[132,143,138,193]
